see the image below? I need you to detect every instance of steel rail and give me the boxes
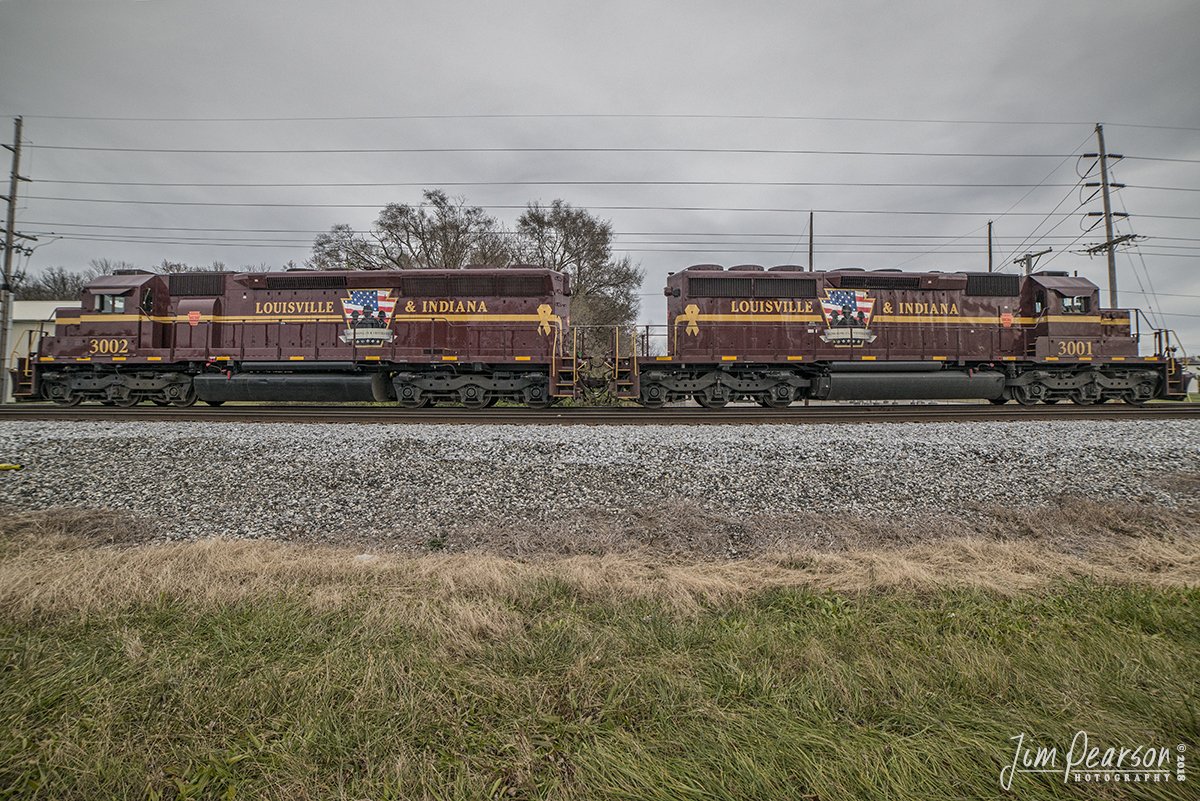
[1,403,1197,426]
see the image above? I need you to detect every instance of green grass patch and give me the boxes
[2,573,1197,800]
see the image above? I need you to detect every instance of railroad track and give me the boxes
[1,402,1197,425]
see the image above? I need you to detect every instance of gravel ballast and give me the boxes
[1,419,1197,555]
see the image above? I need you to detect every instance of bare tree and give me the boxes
[307,223,386,271]
[517,200,643,330]
[14,266,90,300]
[87,258,137,277]
[307,190,514,271]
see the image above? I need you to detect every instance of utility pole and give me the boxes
[1083,124,1126,308]
[0,117,27,406]
[808,210,814,271]
[987,220,993,273]
[1015,247,1052,275]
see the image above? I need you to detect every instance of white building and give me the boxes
[6,299,80,401]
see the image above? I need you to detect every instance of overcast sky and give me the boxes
[0,0,1197,350]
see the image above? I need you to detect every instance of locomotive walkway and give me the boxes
[1,402,1197,426]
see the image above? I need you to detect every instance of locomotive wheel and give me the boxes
[459,385,489,409]
[759,387,793,408]
[1011,386,1038,406]
[1122,390,1147,406]
[1043,398,1060,404]
[524,396,552,410]
[170,386,197,407]
[52,393,82,407]
[694,392,728,409]
[113,396,140,407]
[399,396,429,409]
[1070,389,1095,406]
[641,384,667,408]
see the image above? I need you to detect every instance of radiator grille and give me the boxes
[169,273,227,296]
[688,276,753,297]
[966,274,1020,296]
[753,278,818,298]
[265,275,349,291]
[838,275,922,290]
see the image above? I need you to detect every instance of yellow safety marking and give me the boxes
[1145,356,1158,361]
[365,356,380,361]
[677,313,825,326]
[1111,357,1125,361]
[932,356,947,361]
[1045,357,1059,361]
[657,356,672,360]
[1003,357,1016,361]
[1079,357,1092,361]
[76,357,91,362]
[787,355,804,361]
[289,356,305,361]
[214,356,230,361]
[147,356,162,361]
[111,357,126,361]
[442,356,458,361]
[75,312,563,327]
[515,356,531,361]
[721,356,738,361]
[39,357,53,362]
[860,355,877,360]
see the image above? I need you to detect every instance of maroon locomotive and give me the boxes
[616,264,1188,407]
[18,266,576,408]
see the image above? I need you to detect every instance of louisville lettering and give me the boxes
[255,301,337,315]
[727,300,814,314]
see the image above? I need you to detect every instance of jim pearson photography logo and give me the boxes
[1000,732,1187,790]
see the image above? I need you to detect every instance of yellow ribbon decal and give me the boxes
[537,304,555,335]
[681,304,700,335]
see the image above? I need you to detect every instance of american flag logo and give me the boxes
[821,289,875,328]
[342,289,397,327]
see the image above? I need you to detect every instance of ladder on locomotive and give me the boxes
[611,328,638,399]
[552,327,580,398]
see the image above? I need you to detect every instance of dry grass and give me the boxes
[0,496,1196,625]
[2,502,1198,800]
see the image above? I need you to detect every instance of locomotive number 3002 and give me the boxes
[88,338,131,354]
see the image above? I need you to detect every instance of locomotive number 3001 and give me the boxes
[88,338,130,354]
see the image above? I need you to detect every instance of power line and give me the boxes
[19,112,1200,131]
[29,177,1200,192]
[26,144,1088,158]
[24,195,1200,218]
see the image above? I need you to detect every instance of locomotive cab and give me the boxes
[1024,272,1135,361]
[39,271,169,362]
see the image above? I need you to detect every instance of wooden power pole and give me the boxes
[1084,124,1127,308]
[0,117,25,405]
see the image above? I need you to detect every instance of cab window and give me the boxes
[1034,291,1046,315]
[94,294,127,313]
[1061,295,1091,315]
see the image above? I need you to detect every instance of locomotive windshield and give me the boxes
[94,294,126,314]
[1060,295,1092,314]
